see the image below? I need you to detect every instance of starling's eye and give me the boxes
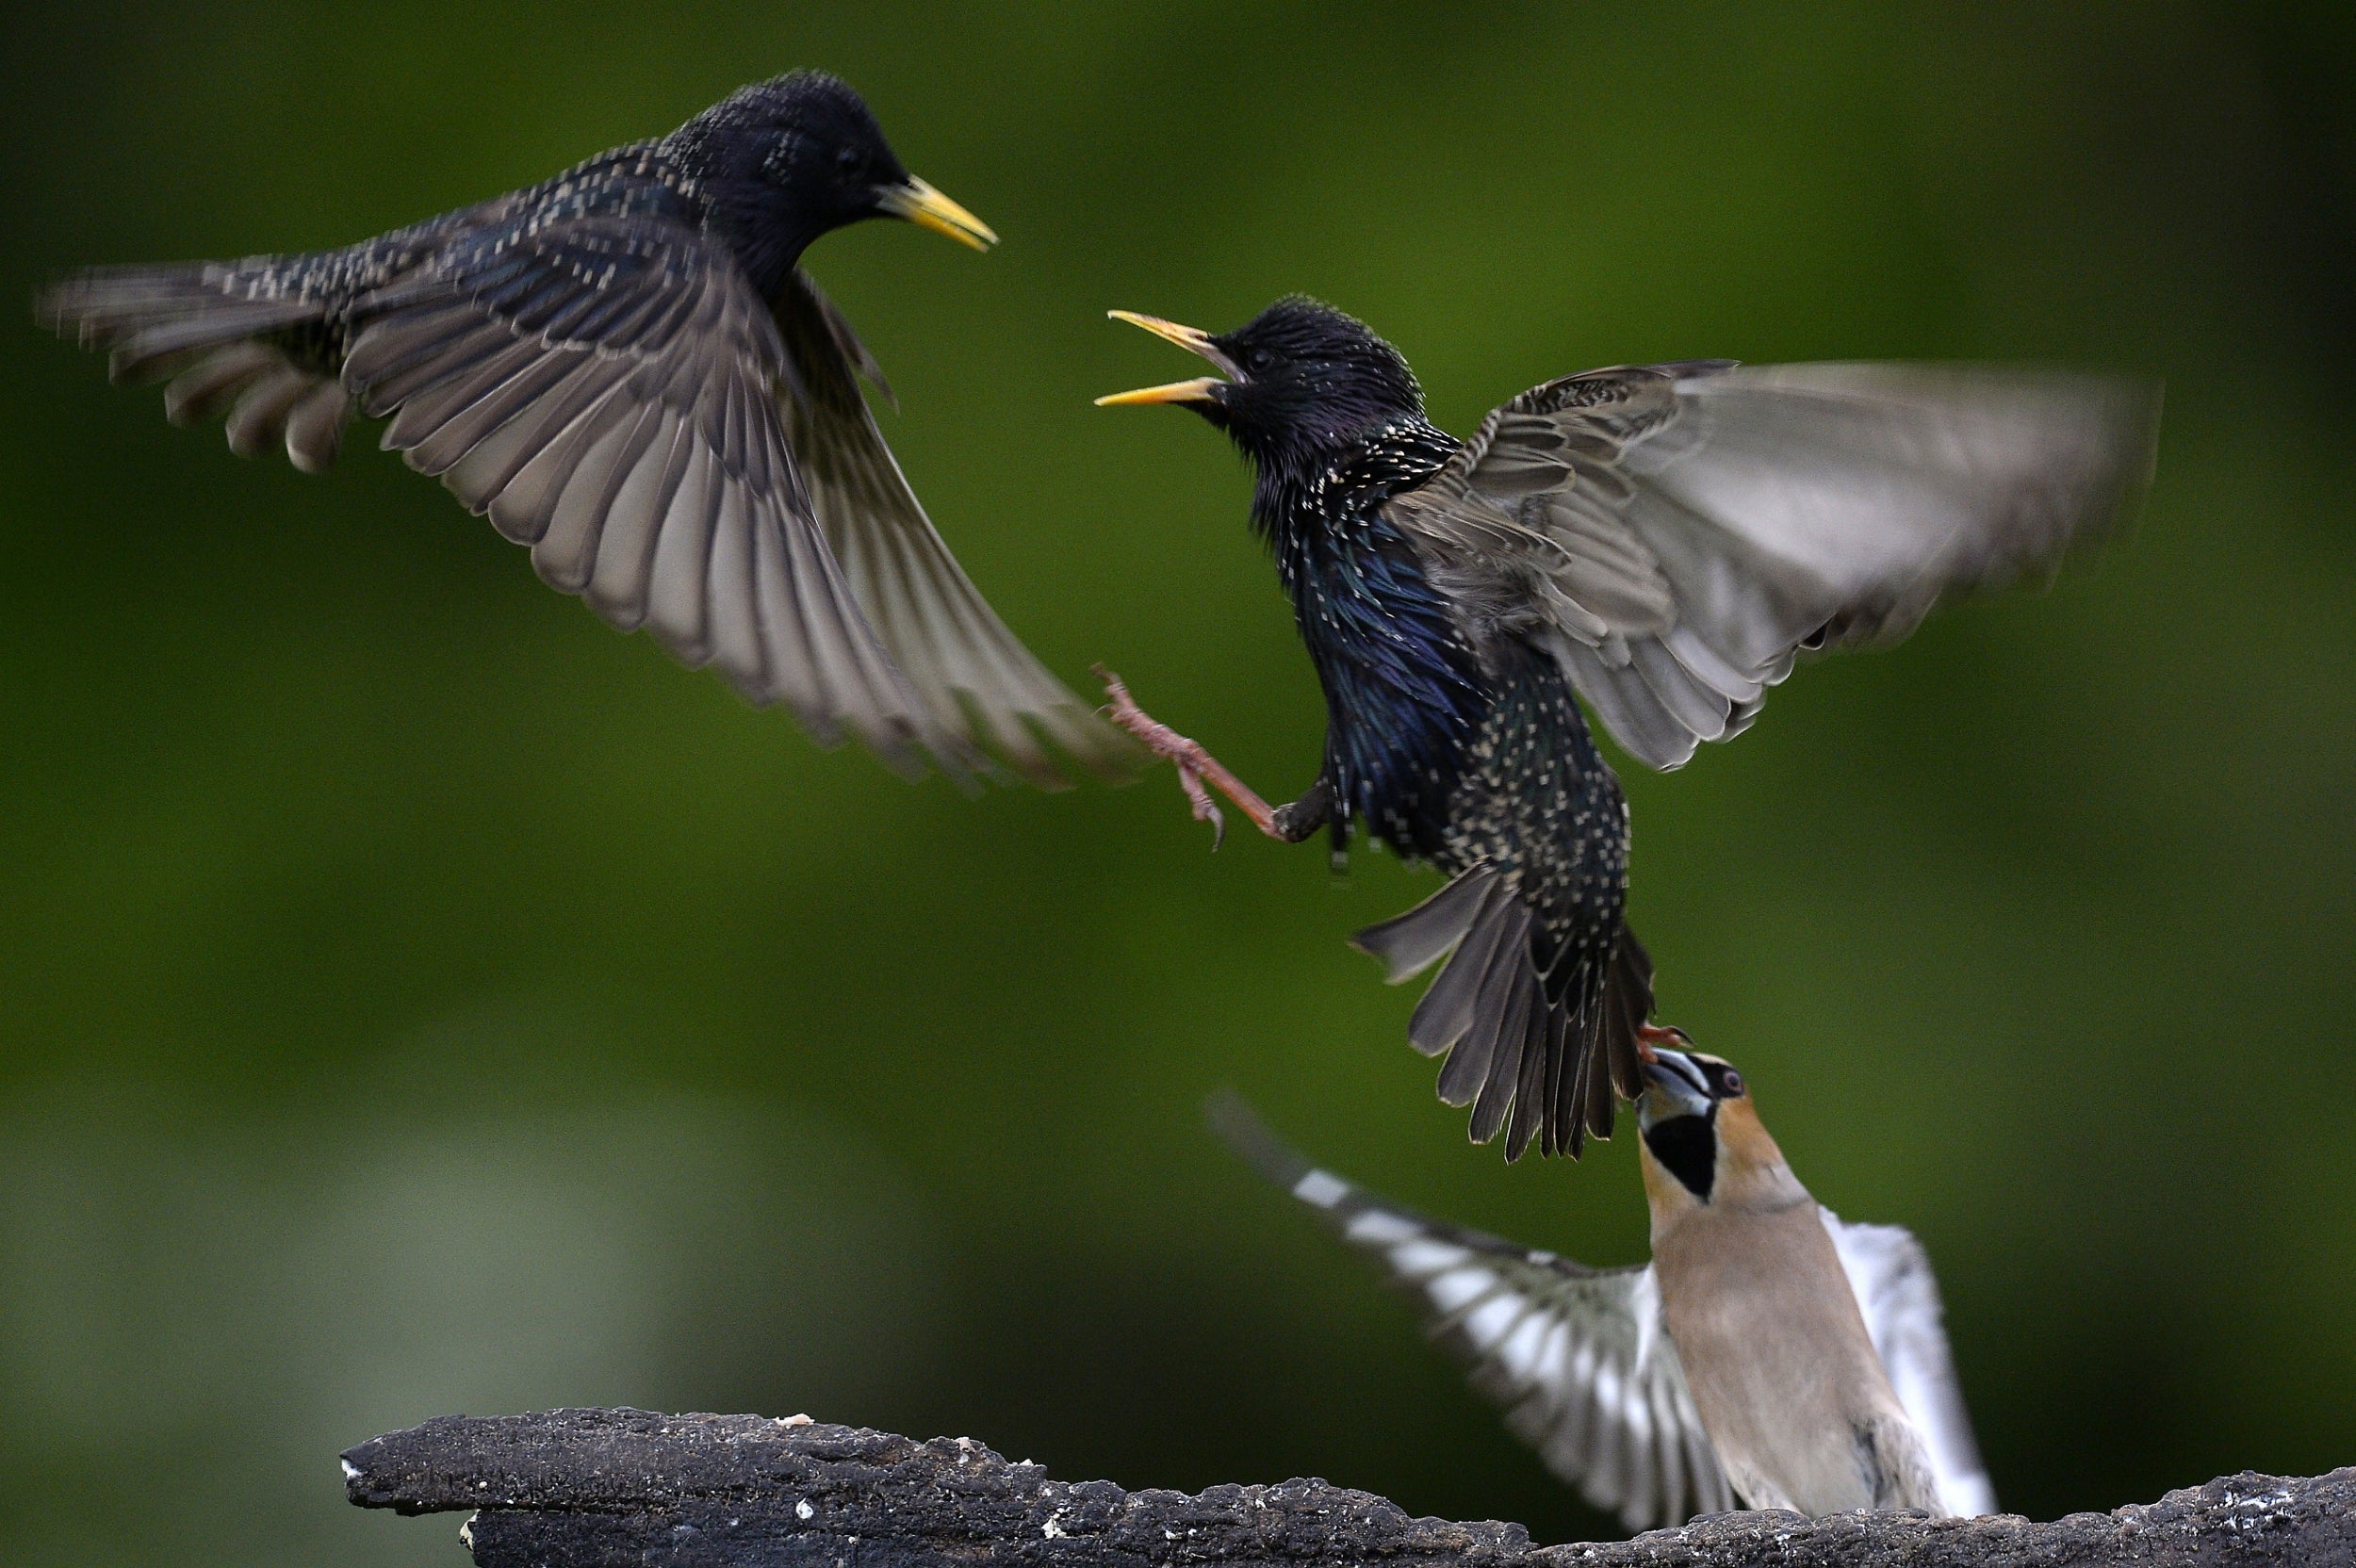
[1246,346,1275,373]
[836,145,864,176]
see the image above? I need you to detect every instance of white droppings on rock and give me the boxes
[1041,1510,1068,1540]
[796,1500,815,1521]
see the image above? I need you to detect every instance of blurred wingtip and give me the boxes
[1203,1087,1315,1191]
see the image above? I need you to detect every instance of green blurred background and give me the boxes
[3,2,2353,1561]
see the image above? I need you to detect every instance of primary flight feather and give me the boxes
[41,72,1130,788]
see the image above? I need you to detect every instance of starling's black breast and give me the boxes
[1260,419,1487,861]
[1262,416,1635,1037]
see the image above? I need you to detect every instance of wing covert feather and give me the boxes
[1389,361,2160,769]
[343,210,968,777]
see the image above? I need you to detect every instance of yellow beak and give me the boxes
[1094,376,1225,407]
[1097,310,1236,406]
[1105,310,1219,355]
[879,176,998,252]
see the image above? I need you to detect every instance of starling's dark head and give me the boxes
[1097,296,1424,466]
[671,72,995,289]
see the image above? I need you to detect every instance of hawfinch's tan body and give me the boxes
[1219,1043,1989,1533]
[1642,1090,1942,1514]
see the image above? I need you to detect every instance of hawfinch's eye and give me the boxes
[1719,1070,1744,1097]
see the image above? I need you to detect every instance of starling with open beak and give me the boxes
[41,72,1129,786]
[1103,300,2158,1156]
[1215,1043,1995,1528]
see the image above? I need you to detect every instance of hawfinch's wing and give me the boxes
[1216,1096,1734,1531]
[1823,1209,1997,1517]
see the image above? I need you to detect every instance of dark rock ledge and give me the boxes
[342,1407,2355,1568]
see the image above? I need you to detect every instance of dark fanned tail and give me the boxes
[1353,866,1652,1160]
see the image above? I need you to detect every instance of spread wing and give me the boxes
[342,209,987,778]
[771,272,1135,786]
[1385,361,2162,770]
[1212,1096,1733,1531]
[1822,1209,1997,1517]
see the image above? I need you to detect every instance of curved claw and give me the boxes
[1175,762,1227,851]
[1635,1022,1689,1065]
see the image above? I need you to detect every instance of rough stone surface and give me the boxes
[342,1409,2356,1568]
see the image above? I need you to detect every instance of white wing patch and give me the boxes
[1823,1208,1998,1517]
[1209,1096,1739,1532]
[1247,1155,1730,1527]
[1426,1264,1501,1314]
[1343,1208,1421,1246]
[1292,1168,1351,1209]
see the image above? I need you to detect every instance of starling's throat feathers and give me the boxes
[1221,309,1487,857]
[1103,301,1489,854]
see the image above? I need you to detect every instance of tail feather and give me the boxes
[1358,866,1657,1160]
[1607,930,1652,1098]
[1466,953,1534,1143]
[1538,993,1578,1155]
[1569,990,1612,1158]
[1551,929,1652,1159]
[1351,870,1495,982]
[1502,998,1556,1155]
[1439,895,1531,1114]
[1400,877,1511,1065]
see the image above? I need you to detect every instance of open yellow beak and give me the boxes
[1095,377,1225,407]
[1096,310,1236,406]
[879,176,998,252]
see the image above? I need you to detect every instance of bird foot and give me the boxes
[1635,1023,1686,1065]
[1094,665,1279,850]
